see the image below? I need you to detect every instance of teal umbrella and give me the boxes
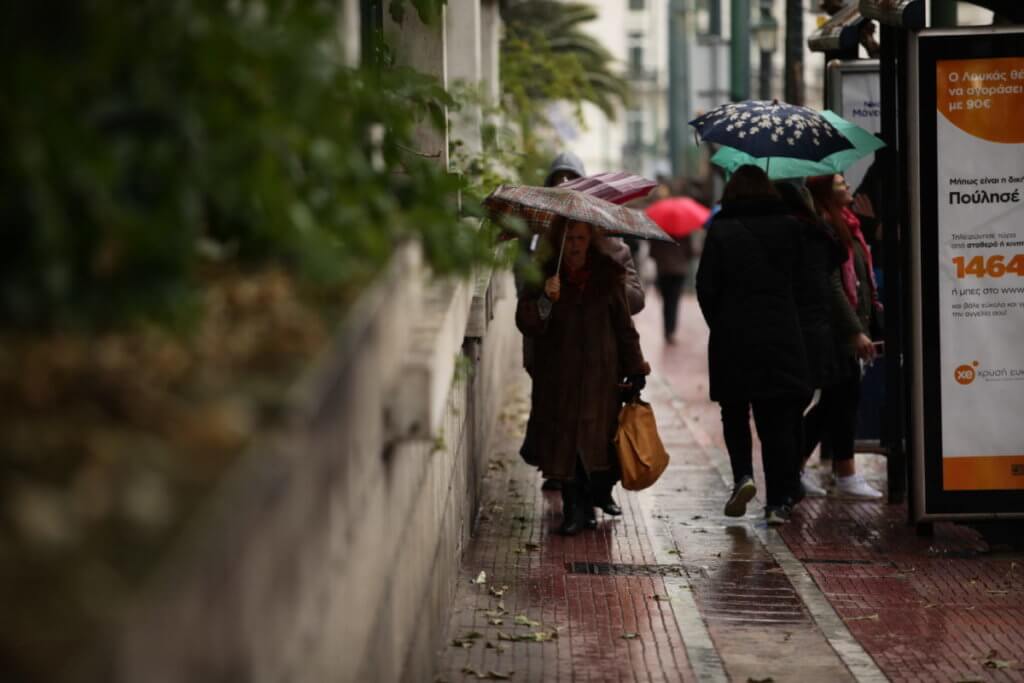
[711,110,886,180]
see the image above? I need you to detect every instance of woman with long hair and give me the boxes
[696,166,809,524]
[516,218,650,535]
[774,180,845,498]
[802,174,883,499]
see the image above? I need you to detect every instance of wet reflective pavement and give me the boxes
[436,292,1024,682]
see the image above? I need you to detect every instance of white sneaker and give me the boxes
[800,470,827,497]
[835,473,883,499]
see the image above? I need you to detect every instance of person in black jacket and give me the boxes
[696,166,810,524]
[802,174,883,500]
[775,181,848,498]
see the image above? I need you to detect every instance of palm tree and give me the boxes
[500,0,630,119]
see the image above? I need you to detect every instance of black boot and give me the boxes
[558,485,586,536]
[592,483,623,516]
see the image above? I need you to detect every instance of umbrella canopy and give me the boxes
[645,198,711,238]
[710,110,886,180]
[557,171,657,205]
[690,100,854,162]
[485,185,673,243]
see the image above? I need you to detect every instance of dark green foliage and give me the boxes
[0,0,484,330]
[501,1,631,119]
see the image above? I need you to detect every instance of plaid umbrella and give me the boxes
[557,172,657,205]
[485,184,673,243]
[690,100,854,162]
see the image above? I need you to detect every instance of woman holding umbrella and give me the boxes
[515,218,651,535]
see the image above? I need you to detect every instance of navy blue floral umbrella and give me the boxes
[689,100,854,162]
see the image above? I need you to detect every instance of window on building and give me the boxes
[627,32,644,76]
[629,0,645,10]
[626,110,644,148]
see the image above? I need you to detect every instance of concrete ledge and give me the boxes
[113,242,519,683]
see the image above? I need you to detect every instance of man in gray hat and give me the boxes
[520,152,645,515]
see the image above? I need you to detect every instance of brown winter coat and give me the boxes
[516,250,650,480]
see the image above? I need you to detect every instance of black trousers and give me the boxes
[803,370,861,464]
[720,398,805,507]
[655,274,686,338]
[562,453,619,501]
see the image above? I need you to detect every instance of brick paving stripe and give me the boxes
[436,291,1024,683]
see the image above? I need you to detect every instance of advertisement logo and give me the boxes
[955,361,978,385]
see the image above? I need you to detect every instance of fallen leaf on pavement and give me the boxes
[526,631,556,642]
[473,571,487,585]
[846,614,879,621]
[621,632,639,640]
[981,649,1015,670]
[514,615,541,628]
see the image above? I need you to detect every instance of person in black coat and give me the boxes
[775,181,848,498]
[696,166,810,524]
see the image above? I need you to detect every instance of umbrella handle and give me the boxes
[554,226,568,277]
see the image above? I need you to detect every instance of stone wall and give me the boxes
[115,243,520,683]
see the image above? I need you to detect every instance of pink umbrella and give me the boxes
[645,198,711,239]
[557,172,657,205]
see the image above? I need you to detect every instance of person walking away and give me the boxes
[522,152,645,495]
[802,174,883,499]
[516,219,651,535]
[696,166,810,524]
[649,235,695,344]
[775,181,847,499]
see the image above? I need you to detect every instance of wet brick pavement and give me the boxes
[436,291,1024,682]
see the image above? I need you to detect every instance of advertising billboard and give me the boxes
[909,29,1024,520]
[827,60,881,194]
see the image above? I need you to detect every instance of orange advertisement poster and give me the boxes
[943,456,1024,491]
[935,53,1024,493]
[936,57,1024,144]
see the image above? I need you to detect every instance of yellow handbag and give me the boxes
[614,399,670,491]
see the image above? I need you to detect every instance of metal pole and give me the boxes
[730,0,751,102]
[709,0,722,36]
[879,23,908,506]
[757,0,773,100]
[759,50,772,100]
[783,0,803,105]
[669,0,692,178]
[931,0,958,27]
